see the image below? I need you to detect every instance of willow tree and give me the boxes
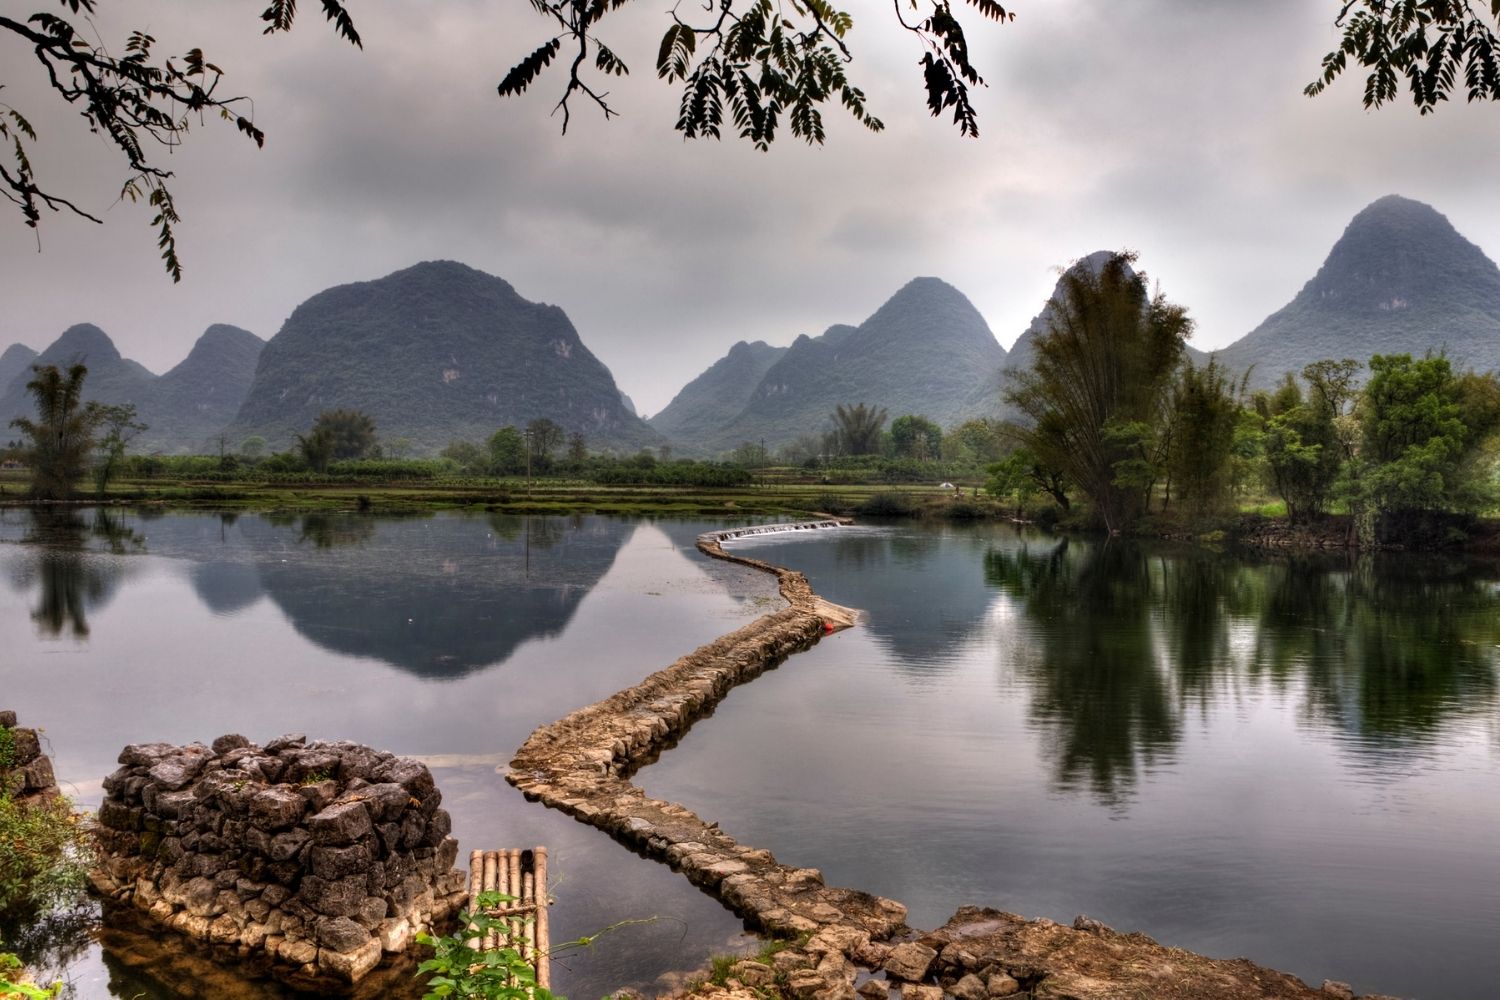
[8,363,97,500]
[1004,252,1191,533]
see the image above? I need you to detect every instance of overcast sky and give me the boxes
[6,1,1500,415]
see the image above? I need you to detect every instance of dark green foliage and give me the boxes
[832,403,887,455]
[1358,353,1500,521]
[414,891,554,1000]
[1256,372,1343,523]
[889,414,942,459]
[588,459,752,487]
[500,0,1009,144]
[488,427,527,475]
[8,364,97,500]
[1166,359,1242,515]
[1309,3,1500,113]
[1218,196,1500,389]
[1005,252,1192,533]
[225,261,659,456]
[311,409,378,460]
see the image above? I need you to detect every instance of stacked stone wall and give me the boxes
[0,709,60,803]
[91,733,466,993]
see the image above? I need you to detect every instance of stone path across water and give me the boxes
[506,522,1402,1000]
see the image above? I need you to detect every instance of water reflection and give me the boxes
[985,538,1179,802]
[2,509,634,678]
[983,538,1500,800]
[3,509,142,637]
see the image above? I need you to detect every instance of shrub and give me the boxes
[0,793,93,918]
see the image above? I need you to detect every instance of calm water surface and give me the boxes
[643,521,1500,1000]
[0,508,782,1000]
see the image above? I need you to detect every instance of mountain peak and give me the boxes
[1217,197,1500,386]
[45,323,122,364]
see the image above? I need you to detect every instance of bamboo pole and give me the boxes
[482,851,499,950]
[522,866,536,969]
[534,846,550,991]
[467,850,483,948]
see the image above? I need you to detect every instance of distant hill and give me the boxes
[0,324,263,454]
[140,324,264,453]
[0,324,157,432]
[224,261,659,454]
[658,278,1006,454]
[649,339,789,446]
[1217,195,1500,386]
[0,343,39,397]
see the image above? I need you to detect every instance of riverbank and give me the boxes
[507,521,1405,1000]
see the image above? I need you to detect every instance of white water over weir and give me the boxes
[699,519,846,546]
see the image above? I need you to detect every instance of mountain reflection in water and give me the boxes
[1,509,629,678]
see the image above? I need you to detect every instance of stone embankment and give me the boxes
[0,709,61,803]
[508,523,898,938]
[509,521,1405,1000]
[90,734,466,993]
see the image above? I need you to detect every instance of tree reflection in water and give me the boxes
[9,508,142,637]
[985,537,1500,802]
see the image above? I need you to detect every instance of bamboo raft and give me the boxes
[467,847,551,990]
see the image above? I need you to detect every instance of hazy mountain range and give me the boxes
[0,323,263,454]
[4,194,1498,458]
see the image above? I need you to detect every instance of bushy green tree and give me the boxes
[1256,372,1343,523]
[488,427,527,475]
[889,414,942,460]
[1358,354,1500,523]
[1004,252,1191,533]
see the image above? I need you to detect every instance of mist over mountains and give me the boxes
[5,195,1499,459]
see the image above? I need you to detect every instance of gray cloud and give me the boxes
[5,1,1500,414]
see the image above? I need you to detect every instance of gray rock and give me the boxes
[269,828,311,862]
[883,942,938,983]
[308,801,372,846]
[857,980,889,1000]
[299,874,367,917]
[316,915,370,953]
[1321,983,1355,1000]
[359,783,411,823]
[250,786,306,830]
[264,733,307,754]
[0,710,16,728]
[212,734,252,755]
[310,841,373,880]
[149,751,209,791]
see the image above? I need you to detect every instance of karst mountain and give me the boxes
[1216,195,1500,385]
[650,277,1007,453]
[225,261,659,454]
